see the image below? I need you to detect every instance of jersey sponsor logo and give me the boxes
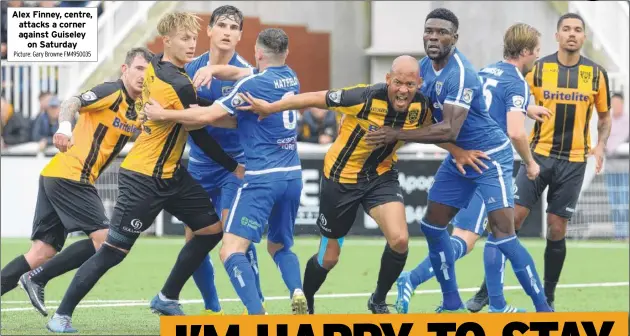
[277,135,297,150]
[462,88,473,104]
[113,117,141,134]
[328,90,342,104]
[370,107,388,115]
[81,91,97,101]
[512,95,525,108]
[543,90,589,102]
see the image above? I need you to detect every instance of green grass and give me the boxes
[1,236,628,335]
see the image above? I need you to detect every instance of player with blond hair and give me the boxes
[45,12,241,333]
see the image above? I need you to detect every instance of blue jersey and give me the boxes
[478,61,530,134]
[419,49,509,152]
[217,65,302,183]
[185,52,254,164]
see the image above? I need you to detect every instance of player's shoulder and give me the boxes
[78,80,123,103]
[232,52,253,68]
[449,49,479,80]
[578,55,608,75]
[533,52,560,69]
[152,53,193,93]
[185,52,209,73]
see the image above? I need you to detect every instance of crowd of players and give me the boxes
[0,4,612,333]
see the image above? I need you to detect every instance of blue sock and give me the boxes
[273,247,302,297]
[484,234,507,309]
[192,255,221,312]
[245,243,264,302]
[494,234,551,312]
[409,236,468,289]
[224,253,264,314]
[420,220,462,310]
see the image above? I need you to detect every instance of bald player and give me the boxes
[235,55,489,314]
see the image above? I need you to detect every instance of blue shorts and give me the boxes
[429,145,514,214]
[188,155,245,218]
[451,188,488,236]
[224,178,303,247]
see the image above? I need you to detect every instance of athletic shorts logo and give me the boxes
[130,219,143,231]
[318,213,327,227]
[512,182,518,195]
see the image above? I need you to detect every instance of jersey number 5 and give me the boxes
[482,78,498,112]
[281,91,298,130]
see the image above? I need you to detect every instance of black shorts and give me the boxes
[107,168,219,250]
[316,170,404,239]
[31,176,110,252]
[514,153,587,219]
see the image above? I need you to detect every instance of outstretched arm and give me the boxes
[143,98,234,128]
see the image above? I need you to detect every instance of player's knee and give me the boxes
[184,226,194,242]
[266,242,283,258]
[513,205,529,231]
[26,240,57,265]
[219,233,248,262]
[318,238,342,270]
[88,229,109,250]
[386,231,409,254]
[546,215,568,241]
[192,222,223,236]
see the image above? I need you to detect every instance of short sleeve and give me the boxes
[505,79,530,114]
[325,84,371,116]
[77,82,120,113]
[595,68,611,113]
[216,76,256,115]
[443,68,479,110]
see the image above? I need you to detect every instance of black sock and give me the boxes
[373,244,408,303]
[543,238,566,303]
[56,244,126,316]
[1,255,31,296]
[303,254,330,314]
[30,239,96,286]
[161,232,222,300]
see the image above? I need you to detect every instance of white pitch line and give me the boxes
[2,281,627,312]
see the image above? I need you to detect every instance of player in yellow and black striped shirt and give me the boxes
[0,48,151,311]
[237,55,488,314]
[466,13,612,312]
[45,13,243,332]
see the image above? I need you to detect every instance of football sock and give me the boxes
[420,220,462,310]
[544,238,566,303]
[409,236,467,289]
[192,255,221,312]
[484,234,507,309]
[161,233,222,301]
[30,239,96,286]
[224,253,264,314]
[373,244,407,303]
[493,234,551,312]
[303,254,329,314]
[56,244,126,316]
[272,247,302,297]
[245,243,264,302]
[1,255,31,295]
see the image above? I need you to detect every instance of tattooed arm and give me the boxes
[54,96,82,152]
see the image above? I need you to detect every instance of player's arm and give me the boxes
[191,65,255,89]
[523,63,551,122]
[591,67,612,173]
[173,84,240,173]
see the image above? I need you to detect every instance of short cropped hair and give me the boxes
[612,92,624,100]
[425,8,459,32]
[157,12,201,37]
[503,23,541,59]
[125,47,153,65]
[557,12,585,31]
[256,28,289,55]
[210,5,244,30]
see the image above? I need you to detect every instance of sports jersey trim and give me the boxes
[244,165,301,176]
[225,183,248,233]
[217,71,266,115]
[492,160,509,208]
[443,99,470,110]
[452,53,466,106]
[474,201,487,234]
[189,152,245,163]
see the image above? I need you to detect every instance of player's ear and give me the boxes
[120,63,128,75]
[385,72,392,85]
[207,26,212,38]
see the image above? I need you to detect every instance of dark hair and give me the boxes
[557,13,585,31]
[612,92,624,100]
[425,8,459,32]
[256,28,289,55]
[125,47,153,65]
[210,5,244,31]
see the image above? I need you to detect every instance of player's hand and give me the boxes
[365,126,398,148]
[525,160,540,180]
[53,133,72,152]
[192,66,214,89]
[232,163,245,179]
[236,92,273,120]
[453,149,489,175]
[589,144,606,174]
[527,105,551,123]
[143,98,165,121]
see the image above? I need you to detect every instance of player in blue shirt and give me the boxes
[143,28,307,315]
[181,5,264,315]
[395,23,552,314]
[366,9,552,313]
